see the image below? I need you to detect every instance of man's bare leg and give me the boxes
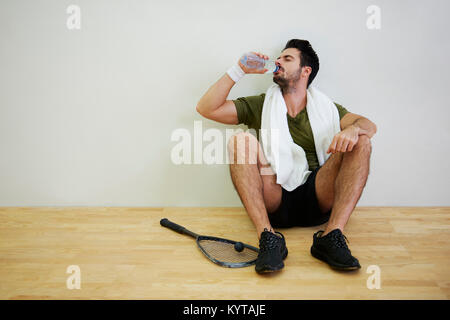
[227,132,282,239]
[323,135,372,236]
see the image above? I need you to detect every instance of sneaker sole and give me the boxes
[310,246,360,271]
[255,262,284,274]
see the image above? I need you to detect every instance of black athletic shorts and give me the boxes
[268,166,332,228]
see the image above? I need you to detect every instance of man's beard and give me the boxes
[273,68,302,93]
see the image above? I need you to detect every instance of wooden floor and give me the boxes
[0,207,449,299]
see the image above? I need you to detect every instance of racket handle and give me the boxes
[160,218,186,234]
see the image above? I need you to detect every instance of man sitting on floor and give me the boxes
[196,39,377,273]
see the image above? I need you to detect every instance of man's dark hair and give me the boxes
[283,39,319,87]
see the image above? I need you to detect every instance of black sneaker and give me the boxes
[255,228,288,274]
[310,229,361,271]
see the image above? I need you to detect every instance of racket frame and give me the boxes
[160,218,259,268]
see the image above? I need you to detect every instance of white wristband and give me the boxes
[226,64,246,83]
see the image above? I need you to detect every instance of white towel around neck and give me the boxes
[260,83,341,191]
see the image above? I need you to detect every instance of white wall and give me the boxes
[0,0,449,206]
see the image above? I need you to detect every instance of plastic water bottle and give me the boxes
[240,52,280,74]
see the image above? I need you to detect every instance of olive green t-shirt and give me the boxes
[233,93,349,171]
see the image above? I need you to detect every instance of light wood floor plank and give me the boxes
[0,207,449,299]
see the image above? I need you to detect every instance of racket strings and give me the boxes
[198,239,258,263]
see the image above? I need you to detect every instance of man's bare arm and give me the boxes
[196,73,239,125]
[196,52,269,125]
[350,117,377,139]
[341,113,377,138]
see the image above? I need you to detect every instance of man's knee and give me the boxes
[227,132,259,164]
[227,131,258,149]
[354,135,372,153]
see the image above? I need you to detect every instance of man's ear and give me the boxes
[302,66,312,77]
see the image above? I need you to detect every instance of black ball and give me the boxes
[234,242,244,252]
